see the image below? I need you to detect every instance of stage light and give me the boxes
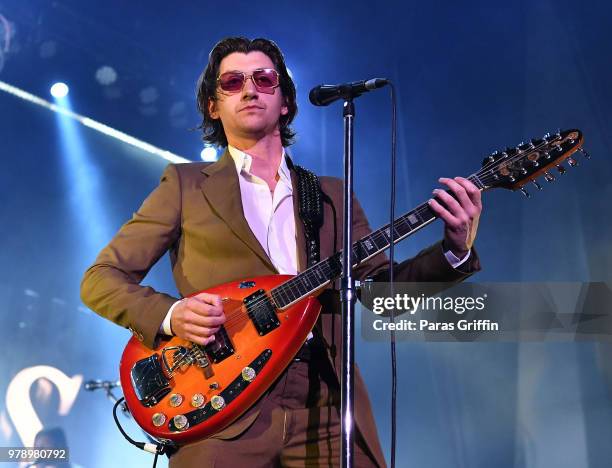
[201,145,218,162]
[0,80,189,164]
[50,82,69,99]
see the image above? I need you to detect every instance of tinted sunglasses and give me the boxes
[217,68,280,94]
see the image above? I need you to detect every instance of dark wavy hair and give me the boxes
[196,37,298,148]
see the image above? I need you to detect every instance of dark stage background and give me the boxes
[1,1,611,467]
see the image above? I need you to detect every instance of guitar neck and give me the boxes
[270,174,483,309]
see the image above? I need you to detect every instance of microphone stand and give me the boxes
[340,98,356,468]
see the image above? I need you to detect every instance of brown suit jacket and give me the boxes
[81,150,480,467]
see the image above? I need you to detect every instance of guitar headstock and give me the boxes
[477,129,587,197]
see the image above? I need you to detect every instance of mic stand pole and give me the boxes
[340,98,355,468]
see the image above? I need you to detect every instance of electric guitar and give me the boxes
[119,129,587,443]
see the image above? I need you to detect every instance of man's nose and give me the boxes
[241,76,259,98]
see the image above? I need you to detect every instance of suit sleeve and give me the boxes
[80,164,182,348]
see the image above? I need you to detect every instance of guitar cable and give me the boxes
[112,397,176,468]
[387,81,398,468]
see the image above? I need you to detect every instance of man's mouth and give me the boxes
[240,105,264,112]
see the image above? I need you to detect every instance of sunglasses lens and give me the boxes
[253,70,279,89]
[218,69,279,93]
[219,72,245,92]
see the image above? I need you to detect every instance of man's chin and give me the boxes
[236,123,279,138]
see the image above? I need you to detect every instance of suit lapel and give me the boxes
[201,150,277,272]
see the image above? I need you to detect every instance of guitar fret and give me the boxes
[272,288,289,308]
[302,273,315,290]
[405,210,422,228]
[393,217,411,237]
[468,174,484,190]
[361,236,379,256]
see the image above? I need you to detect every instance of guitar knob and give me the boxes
[168,393,184,407]
[173,414,189,430]
[544,172,555,182]
[556,165,566,174]
[567,157,578,167]
[191,393,206,408]
[532,180,543,190]
[152,413,167,427]
[520,188,530,198]
[241,366,257,382]
[211,395,226,411]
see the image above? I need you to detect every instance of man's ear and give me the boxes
[208,98,219,119]
[280,98,289,116]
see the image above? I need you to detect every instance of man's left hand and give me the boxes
[428,177,482,259]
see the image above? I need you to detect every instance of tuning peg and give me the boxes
[544,172,555,182]
[508,175,516,183]
[532,180,543,190]
[578,148,591,159]
[543,152,551,160]
[567,157,578,167]
[543,132,552,140]
[556,164,566,174]
[520,188,530,198]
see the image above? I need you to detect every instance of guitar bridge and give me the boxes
[244,289,280,336]
[130,355,171,407]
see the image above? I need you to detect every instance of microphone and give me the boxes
[84,379,121,391]
[309,78,389,106]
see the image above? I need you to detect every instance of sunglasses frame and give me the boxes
[216,68,280,94]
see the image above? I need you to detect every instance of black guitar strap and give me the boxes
[290,161,324,268]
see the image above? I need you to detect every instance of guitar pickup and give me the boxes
[204,326,234,364]
[244,289,280,336]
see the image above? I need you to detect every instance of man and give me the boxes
[81,37,482,467]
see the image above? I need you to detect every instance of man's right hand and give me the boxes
[170,293,226,345]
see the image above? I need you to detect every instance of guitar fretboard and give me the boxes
[269,174,483,309]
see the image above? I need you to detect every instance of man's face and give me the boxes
[208,51,288,145]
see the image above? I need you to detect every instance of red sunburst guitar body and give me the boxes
[120,274,322,444]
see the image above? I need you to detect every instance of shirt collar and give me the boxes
[227,145,292,186]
